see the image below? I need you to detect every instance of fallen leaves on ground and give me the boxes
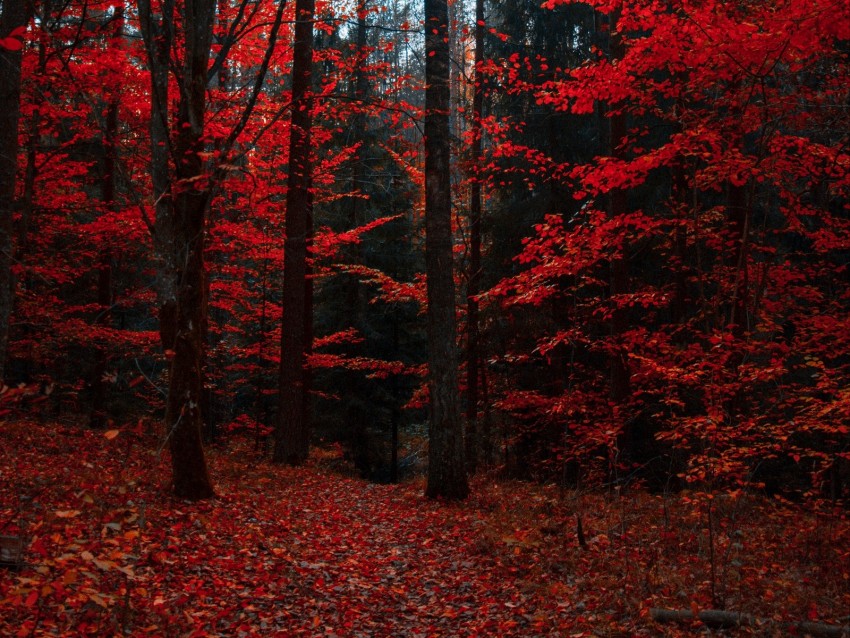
[1,418,848,636]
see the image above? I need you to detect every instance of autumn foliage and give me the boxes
[1,0,850,632]
[479,0,850,497]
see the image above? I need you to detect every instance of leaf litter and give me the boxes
[1,419,848,636]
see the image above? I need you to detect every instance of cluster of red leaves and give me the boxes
[2,419,849,636]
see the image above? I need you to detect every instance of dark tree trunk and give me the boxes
[465,0,484,475]
[253,254,269,449]
[164,181,214,499]
[727,182,749,334]
[0,0,29,383]
[274,0,314,465]
[164,0,217,500]
[424,0,469,500]
[90,10,123,428]
[346,0,368,296]
[480,350,493,466]
[670,162,689,326]
[138,0,177,346]
[88,244,113,429]
[137,0,282,495]
[138,0,215,500]
[390,309,400,482]
[601,9,631,404]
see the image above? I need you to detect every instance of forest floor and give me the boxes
[1,418,849,637]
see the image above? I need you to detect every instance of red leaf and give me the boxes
[0,37,23,51]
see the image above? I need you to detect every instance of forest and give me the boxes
[1,0,849,634]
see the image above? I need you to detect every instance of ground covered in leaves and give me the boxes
[1,419,849,637]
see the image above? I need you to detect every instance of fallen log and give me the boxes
[650,608,850,637]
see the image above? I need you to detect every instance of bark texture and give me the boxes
[138,0,215,500]
[274,0,315,465]
[424,0,469,500]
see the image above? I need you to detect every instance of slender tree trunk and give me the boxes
[480,350,492,466]
[670,163,689,325]
[424,0,468,500]
[88,244,114,428]
[601,9,630,403]
[727,182,749,333]
[10,17,45,388]
[274,0,315,465]
[343,2,371,473]
[347,0,368,281]
[390,306,400,482]
[90,7,124,429]
[253,254,268,449]
[303,171,313,451]
[138,0,177,349]
[16,16,47,295]
[465,0,484,475]
[0,0,29,384]
[19,88,38,259]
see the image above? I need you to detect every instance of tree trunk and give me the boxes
[0,0,29,384]
[605,10,631,404]
[465,0,484,476]
[138,0,215,500]
[670,162,689,325]
[391,308,400,482]
[253,254,269,449]
[274,0,315,465]
[138,0,177,343]
[90,10,123,428]
[727,182,749,333]
[138,0,282,494]
[164,190,213,499]
[424,0,468,500]
[88,244,113,429]
[163,0,216,500]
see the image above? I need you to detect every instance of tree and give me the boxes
[0,0,29,384]
[138,0,286,497]
[473,0,596,479]
[137,0,217,499]
[464,0,484,474]
[424,0,468,500]
[274,0,315,465]
[308,0,426,482]
[486,0,850,492]
[88,2,124,430]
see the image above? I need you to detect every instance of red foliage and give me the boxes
[483,0,850,491]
